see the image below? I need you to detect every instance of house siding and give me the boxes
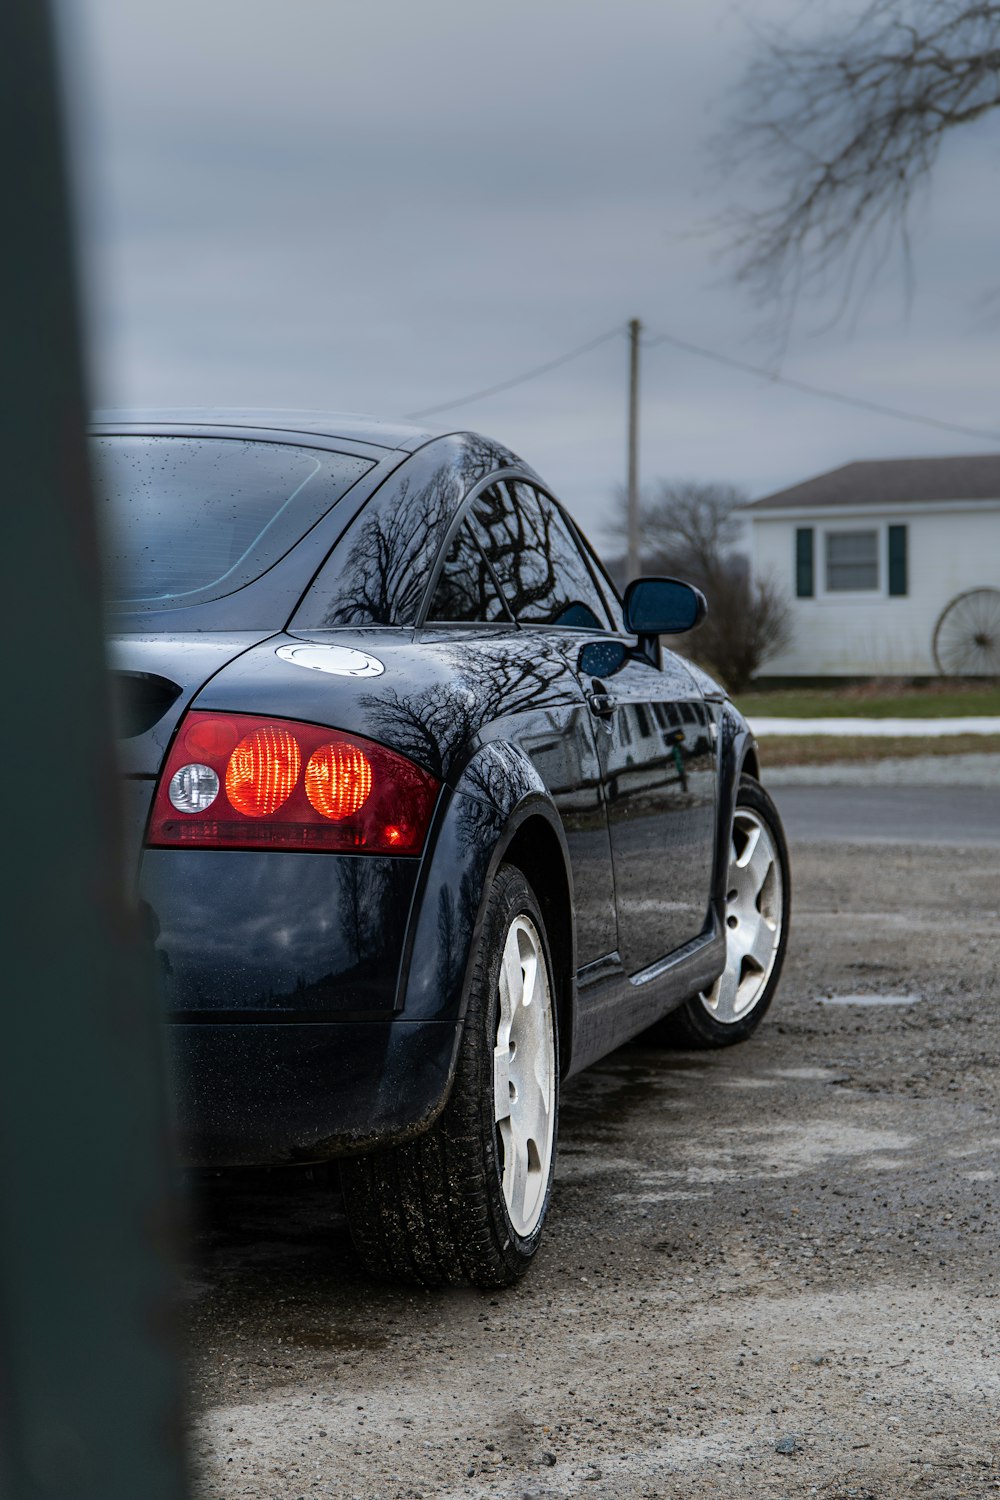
[751,505,1000,675]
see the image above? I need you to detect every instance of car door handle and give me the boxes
[587,691,618,717]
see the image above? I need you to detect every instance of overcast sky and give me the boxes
[65,0,1000,544]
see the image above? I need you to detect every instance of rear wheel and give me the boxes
[340,865,558,1287]
[654,775,790,1049]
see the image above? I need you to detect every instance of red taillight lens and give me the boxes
[183,716,240,760]
[305,742,373,821]
[225,725,301,817]
[147,712,439,855]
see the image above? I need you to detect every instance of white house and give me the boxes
[743,455,1000,677]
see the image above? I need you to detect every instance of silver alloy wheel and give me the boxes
[493,914,556,1237]
[700,808,783,1024]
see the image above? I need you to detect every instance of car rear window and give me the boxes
[96,436,372,611]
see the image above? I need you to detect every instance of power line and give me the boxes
[404,317,1000,446]
[642,327,1000,445]
[403,326,624,420]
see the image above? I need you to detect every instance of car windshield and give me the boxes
[96,435,372,611]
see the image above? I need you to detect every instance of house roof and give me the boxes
[745,454,1000,511]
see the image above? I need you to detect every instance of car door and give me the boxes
[580,641,717,973]
[421,510,618,969]
[469,480,717,977]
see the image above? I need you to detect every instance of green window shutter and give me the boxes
[795,527,814,597]
[888,524,908,596]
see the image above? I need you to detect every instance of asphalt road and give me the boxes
[773,783,1000,846]
[183,824,1000,1499]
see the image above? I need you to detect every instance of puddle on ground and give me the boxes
[561,1063,685,1142]
[662,1121,917,1182]
[818,992,924,1007]
[290,1327,389,1352]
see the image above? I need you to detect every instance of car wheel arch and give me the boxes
[396,738,575,1029]
[397,789,576,1122]
[710,708,761,913]
[445,734,577,1064]
[740,743,761,782]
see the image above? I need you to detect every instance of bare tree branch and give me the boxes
[610,480,792,691]
[720,0,1000,328]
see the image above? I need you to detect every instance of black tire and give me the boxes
[340,864,559,1288]
[652,774,790,1050]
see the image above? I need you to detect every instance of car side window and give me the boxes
[469,481,611,630]
[425,521,510,623]
[574,527,626,633]
[292,438,493,629]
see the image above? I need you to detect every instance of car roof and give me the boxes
[90,407,449,453]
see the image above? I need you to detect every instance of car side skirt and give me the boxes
[567,911,726,1077]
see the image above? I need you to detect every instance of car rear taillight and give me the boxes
[147,712,440,855]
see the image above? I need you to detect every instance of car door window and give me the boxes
[574,528,626,633]
[425,521,510,623]
[469,481,611,630]
[292,438,486,628]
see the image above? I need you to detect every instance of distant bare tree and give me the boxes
[637,481,746,576]
[693,570,792,697]
[611,480,791,692]
[720,1,1000,325]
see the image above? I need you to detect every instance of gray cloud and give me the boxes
[68,0,1000,546]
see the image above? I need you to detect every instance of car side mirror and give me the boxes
[623,577,707,635]
[623,577,707,662]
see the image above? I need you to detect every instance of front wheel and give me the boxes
[657,775,790,1049]
[340,864,559,1287]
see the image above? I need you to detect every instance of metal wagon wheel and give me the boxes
[932,587,1000,676]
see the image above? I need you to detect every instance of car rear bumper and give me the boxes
[167,1018,461,1166]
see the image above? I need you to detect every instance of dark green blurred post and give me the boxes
[0,3,188,1497]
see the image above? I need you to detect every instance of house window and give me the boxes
[825,530,879,592]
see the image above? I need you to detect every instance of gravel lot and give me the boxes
[184,813,1000,1498]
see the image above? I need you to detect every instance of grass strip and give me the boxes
[757,734,1000,768]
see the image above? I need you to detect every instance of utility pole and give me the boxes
[626,317,641,581]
